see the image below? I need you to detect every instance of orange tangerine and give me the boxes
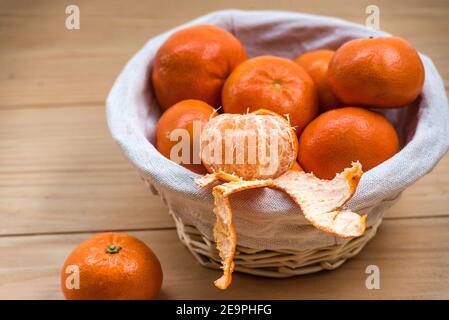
[200,110,298,180]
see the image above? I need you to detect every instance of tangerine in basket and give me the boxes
[200,109,298,180]
[156,99,215,174]
[328,36,425,108]
[222,56,319,132]
[298,107,400,179]
[197,112,366,289]
[151,24,247,109]
[295,49,340,111]
[61,233,163,300]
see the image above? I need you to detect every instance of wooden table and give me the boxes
[1,0,448,299]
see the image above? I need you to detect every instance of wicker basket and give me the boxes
[172,213,382,278]
[141,176,381,277]
[107,10,449,280]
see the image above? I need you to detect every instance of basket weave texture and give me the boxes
[142,176,382,277]
[172,210,382,278]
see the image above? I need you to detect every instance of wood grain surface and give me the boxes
[0,0,448,299]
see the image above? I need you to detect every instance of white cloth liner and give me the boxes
[107,10,449,250]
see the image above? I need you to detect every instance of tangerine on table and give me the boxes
[298,107,400,180]
[222,55,318,133]
[295,49,340,111]
[156,99,215,174]
[328,36,425,108]
[61,233,163,300]
[151,24,247,109]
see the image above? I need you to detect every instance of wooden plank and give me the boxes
[0,105,174,235]
[1,217,448,299]
[0,0,448,108]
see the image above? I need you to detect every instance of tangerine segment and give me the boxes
[291,161,303,172]
[272,162,365,238]
[200,112,298,180]
[212,179,273,290]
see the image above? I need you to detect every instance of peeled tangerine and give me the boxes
[195,110,366,289]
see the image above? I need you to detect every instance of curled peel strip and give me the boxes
[195,162,365,289]
[211,188,235,290]
[195,171,241,188]
[271,161,365,238]
[211,179,273,290]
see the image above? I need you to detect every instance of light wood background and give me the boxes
[0,0,448,299]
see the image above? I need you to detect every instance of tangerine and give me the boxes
[328,37,424,108]
[298,107,400,179]
[61,233,163,300]
[156,99,215,174]
[222,56,318,132]
[295,49,340,111]
[152,25,247,109]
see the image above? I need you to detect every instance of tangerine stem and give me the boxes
[273,79,283,89]
[106,244,122,254]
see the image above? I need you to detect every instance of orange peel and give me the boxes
[211,179,274,289]
[194,171,241,188]
[195,111,365,289]
[195,162,365,289]
[271,161,365,238]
